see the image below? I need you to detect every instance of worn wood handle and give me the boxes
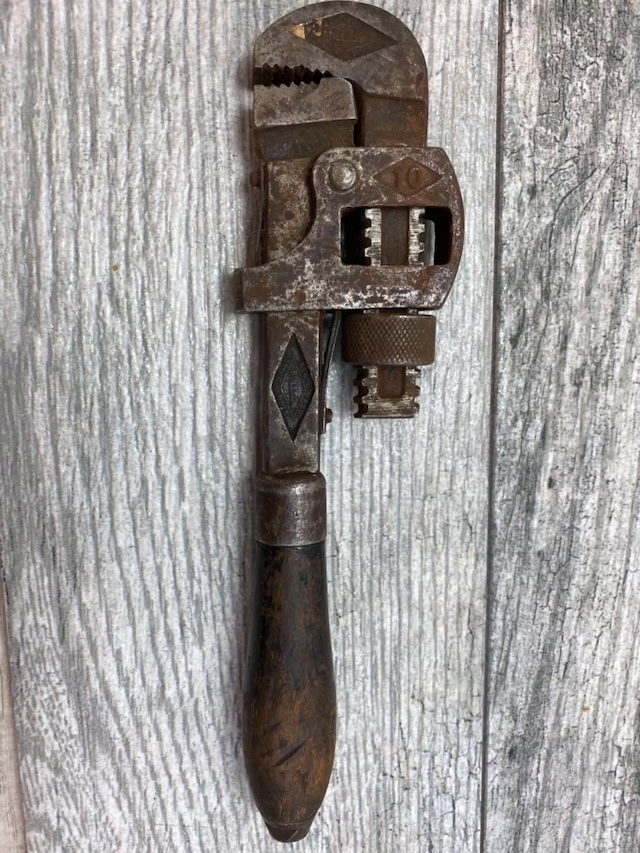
[243,541,336,843]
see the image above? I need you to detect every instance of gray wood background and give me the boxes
[0,0,637,851]
[488,2,640,851]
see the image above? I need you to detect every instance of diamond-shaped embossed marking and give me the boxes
[272,334,315,441]
[289,13,397,61]
[374,157,441,197]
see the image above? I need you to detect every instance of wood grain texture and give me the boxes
[0,589,27,852]
[487,1,640,851]
[0,0,497,850]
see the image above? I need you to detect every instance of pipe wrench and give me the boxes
[239,2,464,841]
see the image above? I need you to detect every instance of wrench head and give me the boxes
[254,1,429,145]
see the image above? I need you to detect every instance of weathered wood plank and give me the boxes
[0,589,26,852]
[0,0,497,849]
[487,1,640,850]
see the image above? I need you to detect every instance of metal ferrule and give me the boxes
[255,472,327,546]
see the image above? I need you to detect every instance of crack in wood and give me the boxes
[274,741,306,768]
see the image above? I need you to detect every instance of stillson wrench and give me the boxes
[239,2,464,841]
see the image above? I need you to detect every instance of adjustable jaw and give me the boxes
[243,144,464,312]
[239,2,463,842]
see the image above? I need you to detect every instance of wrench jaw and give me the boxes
[253,1,429,139]
[240,2,464,841]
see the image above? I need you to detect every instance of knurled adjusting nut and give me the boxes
[342,312,436,366]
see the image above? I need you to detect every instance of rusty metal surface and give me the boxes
[261,311,322,474]
[239,1,464,841]
[254,76,356,162]
[242,145,463,312]
[353,364,421,419]
[253,3,428,120]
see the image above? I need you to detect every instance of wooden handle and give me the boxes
[243,540,336,843]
